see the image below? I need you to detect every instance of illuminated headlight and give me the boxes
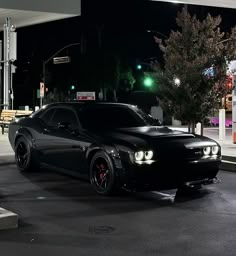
[212,145,219,155]
[145,150,154,160]
[203,146,211,155]
[134,151,144,161]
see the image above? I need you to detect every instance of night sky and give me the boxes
[7,0,236,107]
[16,1,236,61]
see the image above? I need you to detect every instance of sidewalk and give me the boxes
[0,133,14,166]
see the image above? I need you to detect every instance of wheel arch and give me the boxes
[14,128,35,149]
[87,144,121,168]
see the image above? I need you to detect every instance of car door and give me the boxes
[38,106,91,174]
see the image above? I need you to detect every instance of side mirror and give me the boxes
[148,114,162,126]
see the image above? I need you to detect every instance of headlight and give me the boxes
[203,146,211,155]
[212,145,219,155]
[134,151,144,161]
[145,150,154,160]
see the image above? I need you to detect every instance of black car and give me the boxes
[8,102,221,195]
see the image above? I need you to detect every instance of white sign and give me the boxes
[53,56,71,64]
[40,82,44,97]
[76,92,96,101]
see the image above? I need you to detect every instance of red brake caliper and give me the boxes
[99,164,105,179]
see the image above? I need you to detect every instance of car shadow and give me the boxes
[18,167,215,214]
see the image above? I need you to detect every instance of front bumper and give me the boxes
[118,157,221,191]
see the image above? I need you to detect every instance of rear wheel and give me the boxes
[90,151,119,195]
[15,136,38,172]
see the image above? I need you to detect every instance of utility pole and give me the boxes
[41,42,80,107]
[3,18,10,110]
[0,40,2,108]
[3,17,16,110]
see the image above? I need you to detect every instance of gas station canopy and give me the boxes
[0,0,81,29]
[0,0,81,109]
[151,0,236,9]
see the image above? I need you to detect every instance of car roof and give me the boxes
[32,102,135,118]
[43,102,134,108]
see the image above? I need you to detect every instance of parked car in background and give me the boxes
[8,102,221,195]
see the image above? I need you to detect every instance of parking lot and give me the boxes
[0,164,236,256]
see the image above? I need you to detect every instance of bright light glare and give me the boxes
[174,78,181,87]
[212,146,219,155]
[135,151,144,161]
[203,147,211,155]
[145,151,154,160]
[144,77,153,87]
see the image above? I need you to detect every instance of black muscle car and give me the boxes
[8,102,221,195]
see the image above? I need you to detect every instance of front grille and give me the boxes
[185,147,203,160]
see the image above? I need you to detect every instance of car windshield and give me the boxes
[77,104,160,130]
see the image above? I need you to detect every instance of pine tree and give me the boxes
[154,8,236,133]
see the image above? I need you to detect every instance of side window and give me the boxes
[51,108,79,129]
[40,109,55,125]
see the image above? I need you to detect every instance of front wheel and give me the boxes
[15,136,38,172]
[89,151,119,195]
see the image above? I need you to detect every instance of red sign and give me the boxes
[77,92,95,101]
[40,82,44,97]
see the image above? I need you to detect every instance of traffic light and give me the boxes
[144,77,154,88]
[227,75,233,90]
[137,64,142,70]
[71,85,75,90]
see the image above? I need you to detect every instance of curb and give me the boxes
[0,208,18,230]
[221,155,236,172]
[0,155,15,166]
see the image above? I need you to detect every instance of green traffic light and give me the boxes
[144,77,153,87]
[71,85,75,90]
[137,64,142,70]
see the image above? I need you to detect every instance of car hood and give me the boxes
[91,126,218,151]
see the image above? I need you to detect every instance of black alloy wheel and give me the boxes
[90,151,119,195]
[15,137,37,172]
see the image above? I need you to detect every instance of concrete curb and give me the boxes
[0,208,18,230]
[221,156,236,172]
[0,155,15,166]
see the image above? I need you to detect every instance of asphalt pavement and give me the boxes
[0,164,236,255]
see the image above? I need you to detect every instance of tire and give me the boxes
[15,136,38,172]
[89,151,119,196]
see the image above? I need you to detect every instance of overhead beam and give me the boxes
[0,0,81,15]
[150,0,236,9]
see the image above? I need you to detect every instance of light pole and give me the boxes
[41,42,80,107]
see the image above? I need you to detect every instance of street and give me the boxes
[0,165,236,255]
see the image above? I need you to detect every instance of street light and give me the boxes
[174,77,181,87]
[42,42,80,107]
[146,30,168,39]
